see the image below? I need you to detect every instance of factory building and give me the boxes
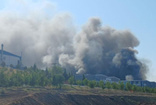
[0,44,22,68]
[75,74,120,82]
[122,80,156,88]
[75,74,156,88]
[105,76,120,83]
[95,74,108,81]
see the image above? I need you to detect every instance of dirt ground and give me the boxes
[0,86,156,105]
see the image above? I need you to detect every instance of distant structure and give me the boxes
[0,44,22,68]
[75,74,156,88]
[75,74,120,83]
[122,80,156,88]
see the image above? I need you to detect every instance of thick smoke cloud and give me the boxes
[59,18,147,80]
[0,0,147,80]
[0,13,75,68]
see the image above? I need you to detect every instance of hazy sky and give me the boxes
[0,0,156,81]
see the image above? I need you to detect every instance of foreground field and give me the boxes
[0,85,156,105]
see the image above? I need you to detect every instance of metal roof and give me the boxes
[0,50,21,59]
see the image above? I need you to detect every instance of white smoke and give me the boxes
[126,75,134,81]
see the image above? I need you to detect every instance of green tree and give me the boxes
[52,75,65,89]
[0,71,8,86]
[105,81,111,89]
[119,82,125,90]
[99,80,105,89]
[51,66,63,75]
[68,76,75,86]
[132,85,137,92]
[88,81,96,88]
[111,82,119,89]
[33,64,37,70]
[126,82,132,91]
[82,74,85,80]
[83,78,88,86]
[63,69,68,80]
[76,80,82,86]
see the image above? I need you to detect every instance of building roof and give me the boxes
[106,76,120,81]
[0,50,21,59]
[95,74,108,77]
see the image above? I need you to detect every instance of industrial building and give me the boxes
[74,74,120,82]
[74,74,156,88]
[122,80,156,88]
[0,44,22,68]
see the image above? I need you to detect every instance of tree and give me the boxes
[33,64,37,70]
[119,82,125,90]
[111,82,119,89]
[51,66,63,75]
[83,78,88,86]
[76,80,82,86]
[0,71,8,87]
[82,74,85,80]
[132,85,137,92]
[105,81,111,89]
[30,72,37,86]
[68,76,75,86]
[63,69,68,80]
[52,75,65,89]
[126,82,132,91]
[136,86,142,92]
[99,81,105,89]
[88,81,96,88]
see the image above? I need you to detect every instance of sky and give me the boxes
[0,0,156,81]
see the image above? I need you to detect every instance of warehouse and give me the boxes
[0,44,22,68]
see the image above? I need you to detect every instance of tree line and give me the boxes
[68,75,156,93]
[0,65,68,88]
[0,65,156,93]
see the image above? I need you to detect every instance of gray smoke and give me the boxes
[0,1,147,80]
[0,13,75,68]
[126,75,134,81]
[59,18,147,80]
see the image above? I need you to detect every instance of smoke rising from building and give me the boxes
[59,18,147,80]
[0,0,147,80]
